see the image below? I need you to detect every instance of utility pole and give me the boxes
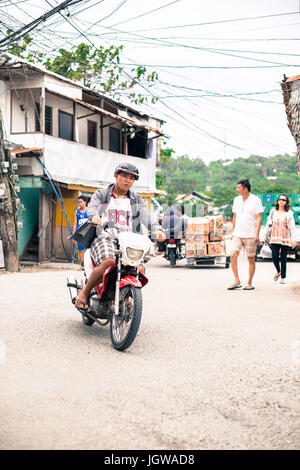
[0,109,19,272]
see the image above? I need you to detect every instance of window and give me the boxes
[35,102,40,132]
[59,110,73,141]
[87,120,97,148]
[45,106,53,136]
[109,127,120,153]
[35,103,53,135]
[127,129,147,158]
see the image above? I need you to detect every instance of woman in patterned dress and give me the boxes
[264,194,296,284]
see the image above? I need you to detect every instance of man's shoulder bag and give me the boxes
[69,221,96,249]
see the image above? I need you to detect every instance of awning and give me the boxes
[10,147,43,155]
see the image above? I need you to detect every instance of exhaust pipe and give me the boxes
[67,276,79,304]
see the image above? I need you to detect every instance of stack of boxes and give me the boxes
[207,215,225,255]
[185,215,225,258]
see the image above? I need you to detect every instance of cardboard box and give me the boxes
[185,241,197,258]
[186,233,195,242]
[195,233,209,243]
[196,243,207,257]
[207,242,224,256]
[187,217,209,234]
[209,228,223,242]
[209,215,224,232]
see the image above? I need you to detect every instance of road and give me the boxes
[0,254,300,450]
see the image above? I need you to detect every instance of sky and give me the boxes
[1,0,300,163]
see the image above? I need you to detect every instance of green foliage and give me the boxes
[157,151,299,207]
[7,34,158,105]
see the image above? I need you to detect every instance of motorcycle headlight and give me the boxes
[126,247,144,261]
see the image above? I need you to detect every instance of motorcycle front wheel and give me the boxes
[110,285,142,351]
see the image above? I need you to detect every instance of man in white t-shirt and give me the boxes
[228,179,263,291]
[75,162,165,309]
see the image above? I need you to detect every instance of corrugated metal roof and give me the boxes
[10,147,43,155]
[74,98,165,136]
[286,75,300,83]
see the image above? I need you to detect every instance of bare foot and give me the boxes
[75,291,88,309]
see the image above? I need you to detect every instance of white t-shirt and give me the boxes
[232,194,263,238]
[101,195,132,237]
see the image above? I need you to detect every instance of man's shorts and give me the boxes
[231,236,257,257]
[90,237,117,266]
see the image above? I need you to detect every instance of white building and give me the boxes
[0,54,164,262]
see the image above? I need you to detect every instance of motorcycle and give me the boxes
[159,227,185,267]
[67,222,152,351]
[164,236,185,267]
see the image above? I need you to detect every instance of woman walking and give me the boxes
[264,194,296,284]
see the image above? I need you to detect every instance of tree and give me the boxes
[156,143,175,191]
[7,33,158,105]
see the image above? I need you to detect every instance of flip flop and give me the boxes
[227,284,242,290]
[273,273,281,281]
[243,286,255,290]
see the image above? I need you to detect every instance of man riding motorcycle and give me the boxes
[75,162,165,309]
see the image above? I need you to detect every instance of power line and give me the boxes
[108,0,183,28]
[0,0,84,48]
[130,11,300,32]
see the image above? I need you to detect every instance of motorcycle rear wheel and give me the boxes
[110,285,142,351]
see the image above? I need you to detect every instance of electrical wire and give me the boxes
[0,0,85,48]
[130,11,300,32]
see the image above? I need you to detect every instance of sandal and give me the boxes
[273,272,281,281]
[227,284,242,290]
[243,286,255,290]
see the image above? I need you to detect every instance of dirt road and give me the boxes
[0,255,299,450]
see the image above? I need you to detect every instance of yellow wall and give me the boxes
[55,190,79,228]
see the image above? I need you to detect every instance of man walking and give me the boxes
[228,179,263,291]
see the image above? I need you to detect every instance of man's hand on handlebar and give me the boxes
[91,216,102,225]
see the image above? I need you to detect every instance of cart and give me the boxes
[185,239,230,268]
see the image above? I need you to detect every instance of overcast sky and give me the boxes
[1,0,300,163]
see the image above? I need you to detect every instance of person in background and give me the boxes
[228,179,263,291]
[73,195,89,267]
[156,205,187,254]
[264,194,296,285]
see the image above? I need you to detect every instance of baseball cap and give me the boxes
[114,162,139,181]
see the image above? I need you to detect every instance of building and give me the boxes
[0,54,164,262]
[175,191,213,216]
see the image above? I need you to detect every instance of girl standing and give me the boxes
[73,195,89,266]
[264,194,296,284]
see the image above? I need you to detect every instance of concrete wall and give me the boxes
[10,88,40,134]
[43,135,157,191]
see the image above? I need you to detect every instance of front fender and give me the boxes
[120,276,143,289]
